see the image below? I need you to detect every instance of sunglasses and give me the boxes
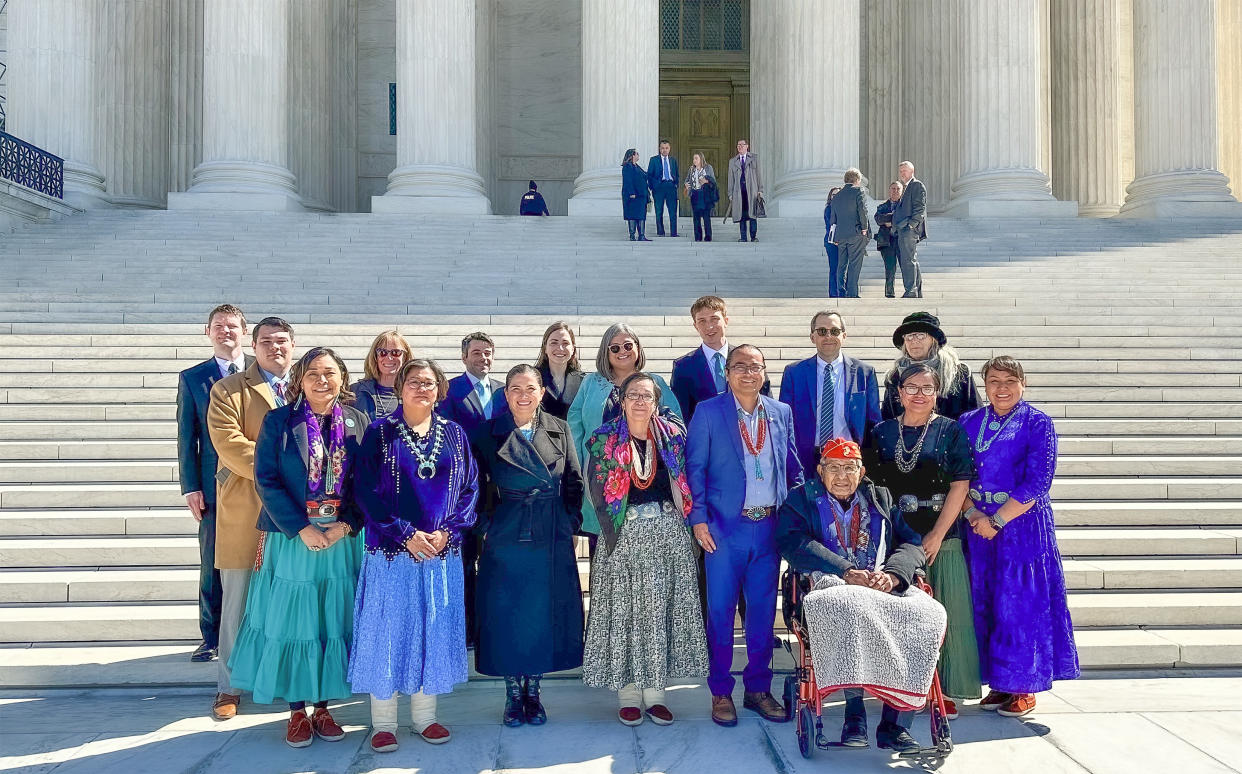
[813,327,845,337]
[375,348,405,358]
[608,342,637,354]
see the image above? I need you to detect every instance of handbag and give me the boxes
[752,193,767,219]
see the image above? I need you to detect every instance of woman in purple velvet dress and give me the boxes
[958,356,1079,718]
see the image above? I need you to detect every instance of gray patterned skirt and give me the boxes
[582,500,709,690]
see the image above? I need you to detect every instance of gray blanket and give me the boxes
[802,574,947,710]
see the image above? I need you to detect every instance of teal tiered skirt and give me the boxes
[227,529,363,705]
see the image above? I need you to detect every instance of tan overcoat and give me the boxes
[207,363,278,569]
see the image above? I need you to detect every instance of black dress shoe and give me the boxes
[639,237,652,242]
[190,642,217,662]
[750,236,758,242]
[840,716,868,748]
[737,237,748,242]
[877,722,920,754]
[523,675,547,725]
[503,677,525,727]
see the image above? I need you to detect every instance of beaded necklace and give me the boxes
[395,415,445,479]
[830,499,868,563]
[894,414,935,474]
[737,403,768,480]
[975,404,1021,453]
[629,434,658,489]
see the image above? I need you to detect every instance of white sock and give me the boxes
[642,687,666,708]
[370,694,398,734]
[618,683,641,709]
[410,690,437,732]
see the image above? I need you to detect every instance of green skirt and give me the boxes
[227,530,363,705]
[928,537,982,699]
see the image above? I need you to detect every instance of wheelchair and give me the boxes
[779,567,953,761]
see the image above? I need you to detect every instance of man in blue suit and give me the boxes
[778,310,881,476]
[647,140,680,237]
[176,304,253,662]
[688,345,803,727]
[671,296,773,424]
[438,331,508,646]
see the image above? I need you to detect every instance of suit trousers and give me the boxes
[692,207,713,241]
[217,567,253,694]
[197,503,224,647]
[704,518,780,696]
[836,236,868,298]
[879,246,899,296]
[653,182,678,234]
[824,241,840,297]
[738,184,758,239]
[627,219,647,240]
[896,226,923,297]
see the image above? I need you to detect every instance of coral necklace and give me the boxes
[630,435,658,489]
[737,404,768,480]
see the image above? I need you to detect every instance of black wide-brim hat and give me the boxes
[892,311,947,348]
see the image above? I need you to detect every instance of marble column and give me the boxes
[168,0,302,211]
[567,0,658,216]
[946,0,1076,217]
[1051,0,1124,216]
[289,0,333,211]
[900,4,961,213]
[7,0,108,207]
[167,0,204,194]
[1120,0,1241,216]
[373,0,490,214]
[97,0,170,208]
[764,0,860,217]
[861,0,904,198]
[1219,0,1242,199]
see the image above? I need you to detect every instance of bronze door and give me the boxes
[660,95,732,217]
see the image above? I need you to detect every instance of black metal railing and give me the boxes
[0,130,65,199]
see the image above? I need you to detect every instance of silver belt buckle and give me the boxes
[743,506,771,522]
[984,491,1009,505]
[317,502,338,518]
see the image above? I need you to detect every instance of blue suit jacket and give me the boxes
[671,346,772,424]
[646,154,680,189]
[176,355,253,505]
[778,354,881,475]
[439,373,510,441]
[686,393,804,531]
[254,401,369,537]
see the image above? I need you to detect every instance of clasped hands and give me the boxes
[843,568,899,593]
[964,501,999,540]
[298,521,351,551]
[404,529,449,561]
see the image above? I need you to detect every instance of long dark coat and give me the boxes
[621,162,650,221]
[471,412,585,676]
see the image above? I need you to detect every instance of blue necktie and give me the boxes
[663,156,671,181]
[712,352,726,393]
[816,363,835,445]
[476,380,491,419]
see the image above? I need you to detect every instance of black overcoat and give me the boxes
[471,412,586,676]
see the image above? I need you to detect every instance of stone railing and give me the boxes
[0,130,64,199]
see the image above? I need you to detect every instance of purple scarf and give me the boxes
[301,399,347,499]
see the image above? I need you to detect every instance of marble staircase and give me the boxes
[0,209,1240,685]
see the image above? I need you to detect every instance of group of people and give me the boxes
[177,298,1078,755]
[824,160,927,299]
[622,139,763,243]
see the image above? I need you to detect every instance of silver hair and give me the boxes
[891,341,964,398]
[844,167,862,184]
[594,322,646,381]
[898,160,916,173]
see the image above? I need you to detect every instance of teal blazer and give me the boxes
[567,371,682,534]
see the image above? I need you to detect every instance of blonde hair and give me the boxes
[363,330,413,382]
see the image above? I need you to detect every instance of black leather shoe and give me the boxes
[523,675,547,725]
[750,236,758,242]
[737,237,748,242]
[190,642,216,662]
[840,716,868,748]
[503,677,525,727]
[877,722,920,754]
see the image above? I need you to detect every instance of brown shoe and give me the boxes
[979,690,1011,711]
[711,695,738,727]
[743,691,789,723]
[211,692,240,721]
[286,711,313,748]
[997,693,1037,717]
[311,707,345,741]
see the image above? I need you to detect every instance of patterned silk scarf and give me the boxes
[301,399,347,498]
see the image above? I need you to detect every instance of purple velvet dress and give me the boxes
[958,402,1079,694]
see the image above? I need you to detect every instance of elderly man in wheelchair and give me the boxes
[774,438,949,757]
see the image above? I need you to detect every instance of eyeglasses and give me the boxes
[903,332,930,342]
[375,348,405,358]
[729,364,765,375]
[624,393,656,404]
[812,327,845,337]
[821,463,861,476]
[608,342,637,354]
[900,384,937,396]
[404,380,438,392]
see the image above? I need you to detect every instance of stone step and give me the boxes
[1059,436,1242,454]
[1058,528,1242,557]
[0,537,200,568]
[0,440,174,460]
[1068,591,1242,627]
[1054,502,1242,527]
[0,483,182,509]
[0,509,193,536]
[0,420,174,441]
[1051,478,1242,500]
[0,460,175,483]
[1064,557,1242,590]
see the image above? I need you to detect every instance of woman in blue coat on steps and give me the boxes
[622,148,652,241]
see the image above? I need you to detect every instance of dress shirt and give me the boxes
[259,366,289,406]
[815,354,848,442]
[662,155,672,181]
[735,396,778,509]
[214,355,246,379]
[465,371,494,419]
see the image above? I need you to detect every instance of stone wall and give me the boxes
[355,0,396,209]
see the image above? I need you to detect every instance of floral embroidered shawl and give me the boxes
[586,415,692,549]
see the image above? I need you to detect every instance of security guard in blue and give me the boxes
[519,180,549,216]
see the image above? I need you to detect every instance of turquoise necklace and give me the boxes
[974,403,1021,453]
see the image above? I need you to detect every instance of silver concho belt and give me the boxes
[968,489,1009,505]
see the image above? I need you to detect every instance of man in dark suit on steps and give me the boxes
[647,140,680,237]
[176,304,253,663]
[829,168,870,298]
[893,161,928,298]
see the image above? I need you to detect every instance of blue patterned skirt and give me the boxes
[348,550,468,698]
[227,530,362,705]
[964,502,1080,694]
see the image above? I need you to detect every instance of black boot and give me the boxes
[503,676,525,727]
[523,675,547,725]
